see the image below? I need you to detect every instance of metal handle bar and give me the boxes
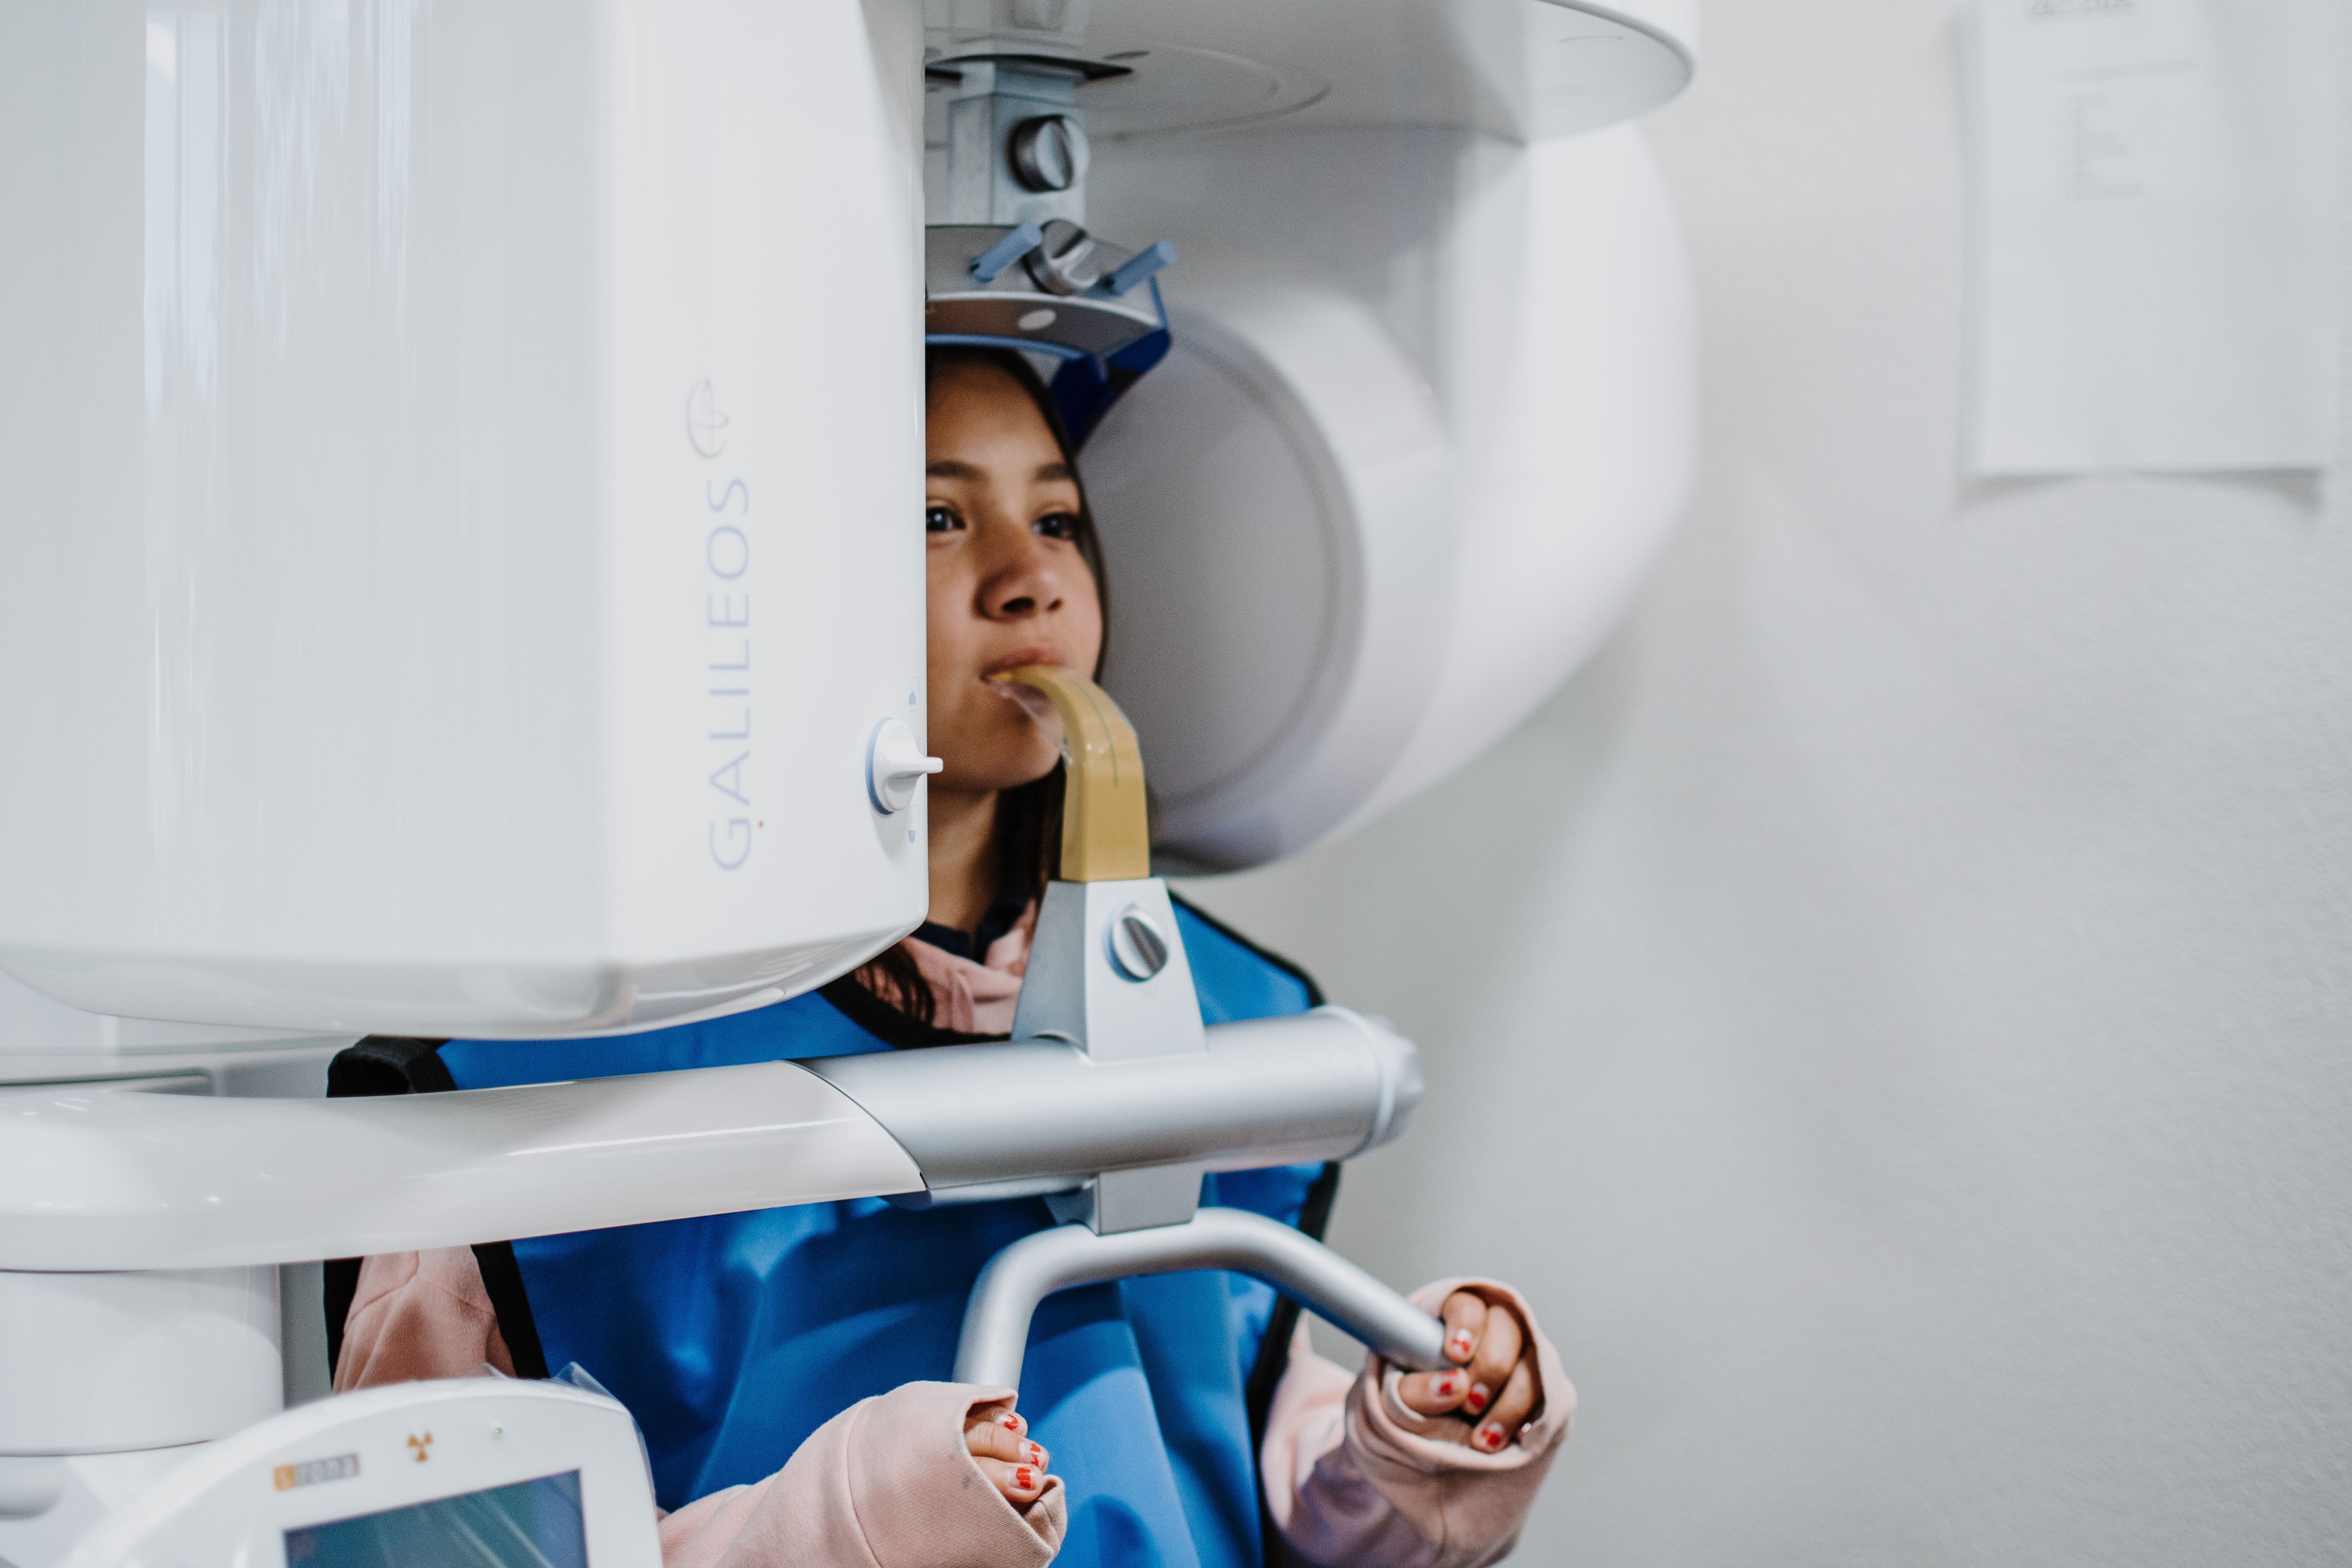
[953,1206,1449,1388]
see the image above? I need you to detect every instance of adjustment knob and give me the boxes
[867,717,943,815]
[1024,219,1103,297]
[1105,904,1171,982]
[1008,113,1090,193]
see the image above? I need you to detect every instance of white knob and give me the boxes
[867,717,943,815]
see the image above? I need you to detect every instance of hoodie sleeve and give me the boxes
[1260,1278,1574,1568]
[334,1248,515,1391]
[335,1252,1064,1568]
[656,1383,1066,1568]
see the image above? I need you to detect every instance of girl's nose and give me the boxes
[983,532,1067,622]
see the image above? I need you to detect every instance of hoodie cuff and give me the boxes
[1319,1278,1573,1568]
[670,1382,1064,1568]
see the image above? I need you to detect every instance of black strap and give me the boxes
[322,1036,547,1381]
[322,1038,452,1379]
[325,1034,456,1097]
[469,1238,551,1380]
[1246,1159,1343,1568]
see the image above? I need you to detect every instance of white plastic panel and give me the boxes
[1345,122,1699,831]
[0,1449,195,1568]
[935,0,1697,143]
[0,1062,923,1271]
[1087,124,1695,868]
[0,1267,279,1455]
[0,0,930,1037]
[1085,292,1451,867]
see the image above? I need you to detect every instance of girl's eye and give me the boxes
[926,505,961,534]
[1033,511,1080,542]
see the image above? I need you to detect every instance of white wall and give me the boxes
[1176,4,2352,1562]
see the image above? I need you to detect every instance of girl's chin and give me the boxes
[938,728,1062,795]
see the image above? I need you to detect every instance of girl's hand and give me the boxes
[964,1400,1052,1509]
[1394,1290,1542,1452]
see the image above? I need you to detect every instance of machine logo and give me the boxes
[272,1454,360,1490]
[695,378,754,871]
[407,1432,433,1463]
[686,379,732,458]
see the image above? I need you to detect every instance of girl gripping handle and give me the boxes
[329,348,1574,1568]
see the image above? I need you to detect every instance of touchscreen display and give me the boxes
[285,1470,588,1568]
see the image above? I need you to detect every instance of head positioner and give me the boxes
[923,49,1175,444]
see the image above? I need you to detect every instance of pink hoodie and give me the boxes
[337,931,1574,1568]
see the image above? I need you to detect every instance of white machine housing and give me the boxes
[0,0,931,1039]
[1089,125,1695,866]
[1063,0,1699,867]
[0,2,1697,1563]
[0,0,1693,1038]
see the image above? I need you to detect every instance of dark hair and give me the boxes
[855,346,1109,1028]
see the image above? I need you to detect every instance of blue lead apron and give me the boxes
[330,896,1331,1568]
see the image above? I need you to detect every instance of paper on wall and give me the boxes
[1965,0,2341,475]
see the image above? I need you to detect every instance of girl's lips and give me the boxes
[983,648,1064,679]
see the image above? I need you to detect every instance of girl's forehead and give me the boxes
[928,359,1026,409]
[928,378,1059,457]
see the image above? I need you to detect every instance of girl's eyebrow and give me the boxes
[926,458,1076,483]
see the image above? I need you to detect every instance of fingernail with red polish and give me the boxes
[1000,1413,1023,1432]
[1476,1423,1504,1450]
[1465,1383,1490,1413]
[1435,1374,1459,1399]
[1447,1329,1475,1360]
[1025,1442,1045,1466]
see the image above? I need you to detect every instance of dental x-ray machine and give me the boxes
[0,2,1695,1563]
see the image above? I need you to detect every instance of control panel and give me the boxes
[62,1379,659,1568]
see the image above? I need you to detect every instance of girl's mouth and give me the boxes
[983,648,1063,679]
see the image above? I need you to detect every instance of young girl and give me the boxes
[328,347,1573,1568]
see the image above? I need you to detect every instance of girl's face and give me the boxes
[924,361,1103,795]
